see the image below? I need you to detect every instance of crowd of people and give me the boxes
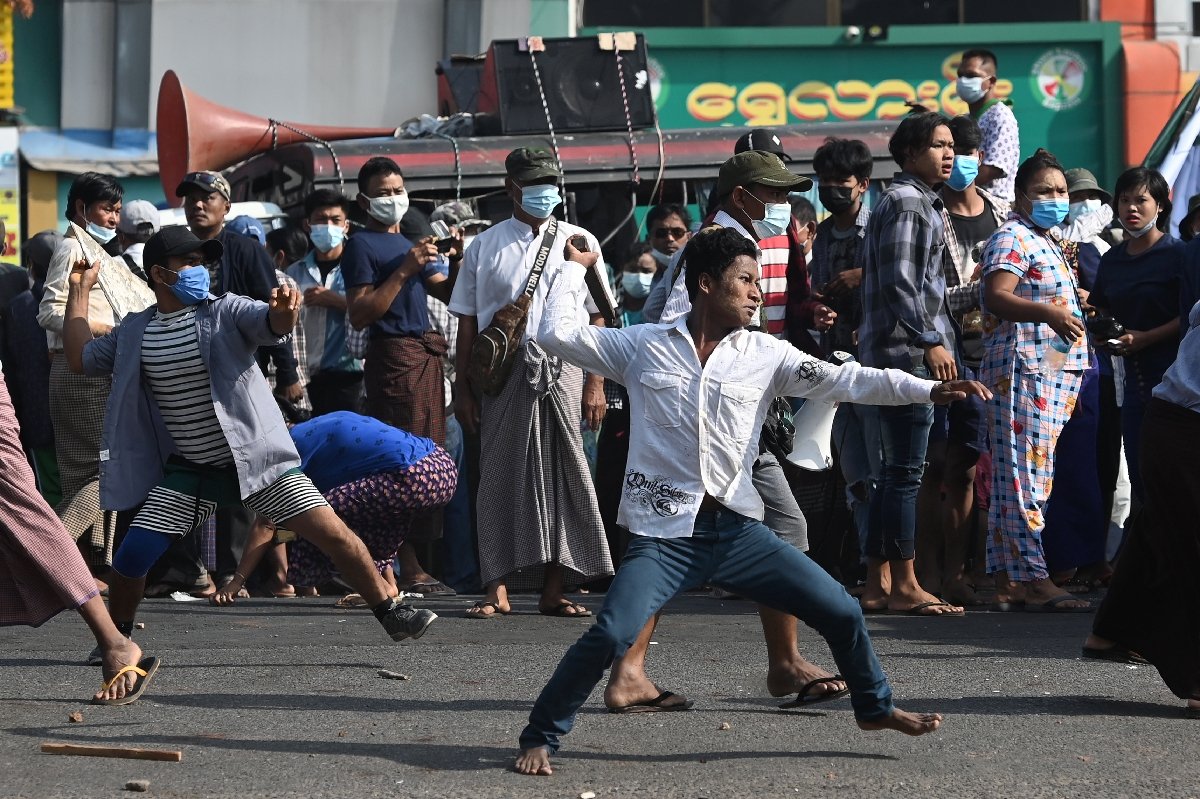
[1,46,1198,774]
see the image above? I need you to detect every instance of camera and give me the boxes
[1086,314,1125,342]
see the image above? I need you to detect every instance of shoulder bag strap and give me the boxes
[521,217,559,299]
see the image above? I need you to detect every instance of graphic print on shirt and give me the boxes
[624,471,697,517]
[795,359,831,386]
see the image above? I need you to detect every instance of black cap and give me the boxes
[734,129,792,162]
[1182,194,1200,233]
[715,151,813,199]
[143,225,223,272]
[505,147,561,182]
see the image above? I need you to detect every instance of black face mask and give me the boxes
[818,185,856,215]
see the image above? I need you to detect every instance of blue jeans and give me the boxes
[437,415,480,592]
[518,509,895,753]
[866,399,934,561]
[832,402,881,560]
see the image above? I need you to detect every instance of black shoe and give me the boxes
[380,601,437,642]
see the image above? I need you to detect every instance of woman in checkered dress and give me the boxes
[979,149,1092,613]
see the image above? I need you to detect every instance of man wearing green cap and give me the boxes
[448,147,613,621]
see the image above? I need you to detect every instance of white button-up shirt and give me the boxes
[539,262,937,539]
[447,216,600,337]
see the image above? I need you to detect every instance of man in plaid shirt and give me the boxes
[858,112,964,617]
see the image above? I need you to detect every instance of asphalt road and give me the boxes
[1,591,1196,799]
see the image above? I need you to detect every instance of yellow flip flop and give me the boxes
[92,656,161,706]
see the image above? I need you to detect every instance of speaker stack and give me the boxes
[438,34,656,136]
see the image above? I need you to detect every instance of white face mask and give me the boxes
[621,271,654,298]
[1121,214,1158,239]
[650,248,673,267]
[362,193,410,227]
[956,76,988,104]
[1067,198,1103,223]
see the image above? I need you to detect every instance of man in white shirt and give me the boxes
[611,151,848,712]
[448,148,613,620]
[514,227,991,776]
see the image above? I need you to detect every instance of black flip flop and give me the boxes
[464,601,508,619]
[91,656,160,706]
[889,601,965,617]
[608,690,695,714]
[780,675,850,708]
[1184,705,1200,720]
[1025,594,1092,613]
[538,602,591,618]
[1081,645,1148,665]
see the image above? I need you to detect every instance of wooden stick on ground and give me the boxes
[40,742,182,762]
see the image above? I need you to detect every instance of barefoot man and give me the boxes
[515,227,992,775]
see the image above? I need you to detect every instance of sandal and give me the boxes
[92,656,161,706]
[538,602,591,618]
[780,675,850,708]
[464,600,509,619]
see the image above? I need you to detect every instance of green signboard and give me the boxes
[587,23,1124,186]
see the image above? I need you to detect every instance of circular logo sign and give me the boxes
[647,56,668,110]
[1030,48,1088,111]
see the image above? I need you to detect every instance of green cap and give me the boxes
[715,151,813,200]
[1063,168,1111,203]
[505,147,561,182]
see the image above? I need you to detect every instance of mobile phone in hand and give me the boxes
[569,234,589,252]
[430,220,455,253]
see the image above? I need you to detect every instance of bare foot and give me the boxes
[888,588,963,616]
[605,670,664,709]
[857,708,943,736]
[465,599,511,618]
[95,638,144,702]
[941,577,987,607]
[514,746,553,776]
[860,594,889,612]
[766,656,847,698]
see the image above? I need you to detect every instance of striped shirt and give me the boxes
[757,231,790,336]
[141,306,234,466]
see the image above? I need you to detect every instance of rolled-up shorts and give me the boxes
[929,367,988,454]
[130,456,329,537]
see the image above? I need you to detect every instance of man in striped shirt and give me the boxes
[62,226,437,648]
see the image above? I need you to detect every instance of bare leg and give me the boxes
[604,613,662,708]
[395,542,437,586]
[261,540,293,596]
[760,606,846,697]
[885,559,963,615]
[857,708,943,736]
[77,594,145,702]
[284,506,393,607]
[107,573,147,628]
[860,558,892,611]
[538,562,588,615]
[940,443,983,606]
[514,746,553,776]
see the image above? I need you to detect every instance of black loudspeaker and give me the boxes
[478,35,656,135]
[436,57,485,116]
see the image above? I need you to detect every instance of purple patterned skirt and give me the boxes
[288,447,458,588]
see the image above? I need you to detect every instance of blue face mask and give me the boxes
[519,184,562,219]
[86,220,117,244]
[164,265,211,305]
[945,155,980,192]
[744,190,793,240]
[309,223,346,253]
[1028,197,1069,229]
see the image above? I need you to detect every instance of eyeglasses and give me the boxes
[652,226,688,240]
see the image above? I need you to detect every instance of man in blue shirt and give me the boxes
[343,156,462,594]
